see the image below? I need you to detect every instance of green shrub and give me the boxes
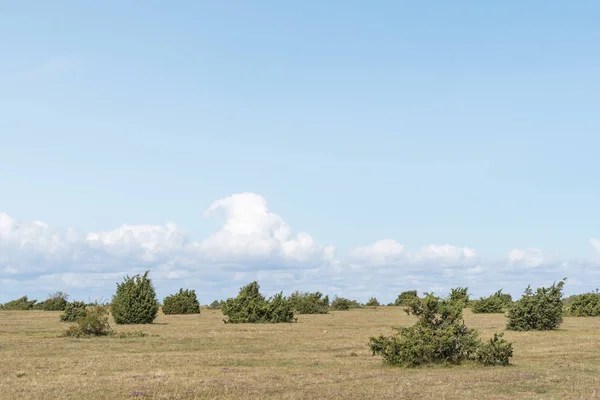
[475,333,513,366]
[60,301,88,322]
[209,300,223,309]
[331,296,361,311]
[567,290,600,317]
[369,294,512,367]
[448,287,470,308]
[63,306,113,338]
[37,292,69,311]
[221,281,295,324]
[111,271,159,324]
[471,290,512,314]
[288,291,329,314]
[506,279,566,331]
[0,296,37,310]
[365,297,380,307]
[394,290,418,306]
[162,289,201,315]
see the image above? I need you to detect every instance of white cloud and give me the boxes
[508,248,545,268]
[1,194,600,304]
[590,238,600,254]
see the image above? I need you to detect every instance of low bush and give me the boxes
[471,290,512,314]
[475,333,513,366]
[288,291,329,314]
[0,296,37,310]
[209,300,224,309]
[37,292,69,311]
[331,296,361,311]
[566,290,600,317]
[506,279,566,331]
[369,294,512,368]
[162,289,201,315]
[365,297,380,307]
[221,281,295,324]
[60,301,88,322]
[63,306,113,338]
[394,290,418,306]
[111,271,160,324]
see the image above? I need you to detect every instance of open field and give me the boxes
[1,307,600,399]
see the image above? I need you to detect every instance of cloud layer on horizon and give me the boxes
[1,192,600,303]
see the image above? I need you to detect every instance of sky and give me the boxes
[1,1,600,304]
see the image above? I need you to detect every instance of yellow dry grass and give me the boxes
[1,307,599,399]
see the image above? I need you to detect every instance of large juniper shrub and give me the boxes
[566,290,600,317]
[369,294,512,367]
[288,291,330,314]
[60,301,88,322]
[331,296,361,311]
[111,271,159,324]
[221,281,295,323]
[394,290,418,306]
[506,279,566,331]
[162,289,201,315]
[471,290,512,314]
[0,296,37,310]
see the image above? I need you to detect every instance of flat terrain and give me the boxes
[1,307,599,399]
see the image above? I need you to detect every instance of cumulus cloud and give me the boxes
[1,194,600,303]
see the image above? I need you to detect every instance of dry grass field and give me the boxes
[1,307,600,399]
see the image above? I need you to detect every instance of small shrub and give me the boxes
[567,290,600,317]
[221,281,295,324]
[60,301,88,322]
[63,306,113,338]
[394,290,418,306]
[162,289,201,315]
[288,291,329,314]
[365,297,380,307]
[110,330,149,338]
[471,290,512,314]
[38,292,69,311]
[209,300,223,309]
[448,287,470,308]
[331,296,361,311]
[507,279,566,331]
[476,333,513,366]
[111,271,159,325]
[0,296,37,310]
[369,294,512,368]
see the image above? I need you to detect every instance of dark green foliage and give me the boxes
[369,294,512,368]
[111,271,159,325]
[365,297,380,307]
[471,290,512,314]
[162,289,201,315]
[63,306,113,338]
[566,290,600,317]
[331,296,361,311]
[394,290,418,306]
[506,280,566,331]
[209,300,224,309]
[60,301,88,322]
[288,291,329,314]
[448,287,470,308]
[475,333,513,366]
[221,281,295,324]
[0,296,37,310]
[37,292,69,311]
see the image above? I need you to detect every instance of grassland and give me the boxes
[1,307,600,399]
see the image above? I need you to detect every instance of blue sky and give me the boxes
[1,1,600,304]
